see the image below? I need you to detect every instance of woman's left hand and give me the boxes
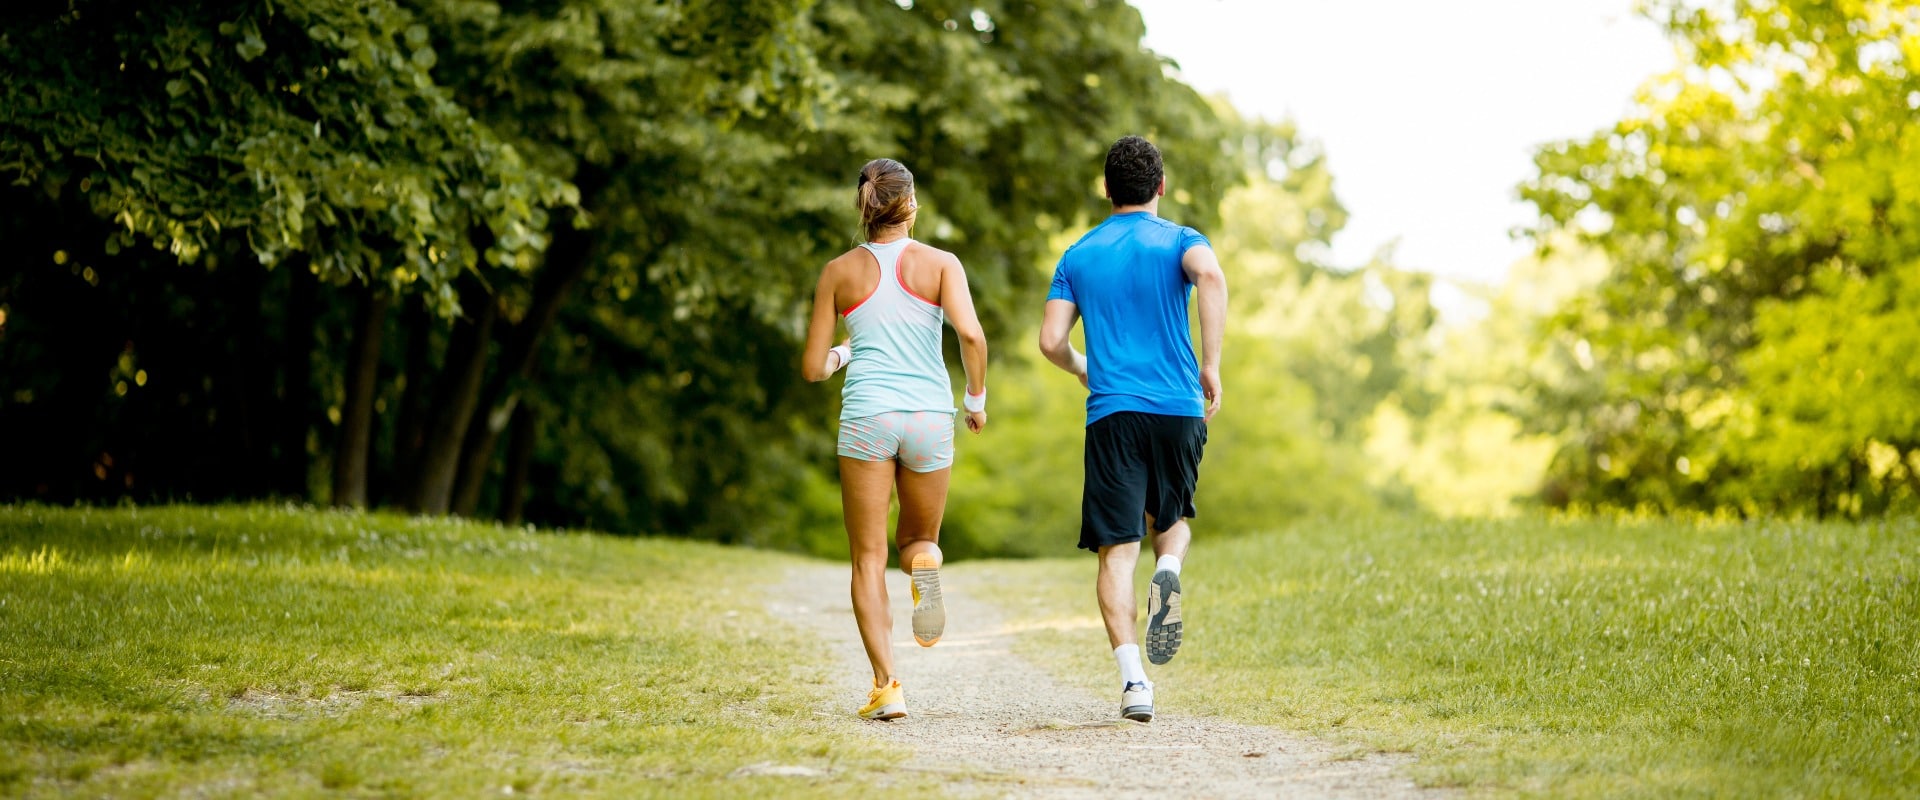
[964,410,987,433]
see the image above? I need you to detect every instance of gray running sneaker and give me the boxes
[1146,569,1183,665]
[910,553,944,647]
[1121,680,1155,722]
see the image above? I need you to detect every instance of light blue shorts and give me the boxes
[838,411,955,472]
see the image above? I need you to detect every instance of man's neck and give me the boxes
[1111,200,1158,216]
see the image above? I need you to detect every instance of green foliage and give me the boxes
[0,504,929,798]
[994,512,1920,797]
[1364,239,1605,517]
[0,0,1240,547]
[1521,0,1920,516]
[1200,108,1417,527]
[1,0,575,311]
[945,354,1092,558]
[433,0,1240,540]
[1742,262,1920,514]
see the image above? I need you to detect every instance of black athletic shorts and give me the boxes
[1079,411,1208,553]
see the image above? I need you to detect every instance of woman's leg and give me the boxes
[841,455,898,686]
[895,411,955,573]
[895,463,951,571]
[896,461,951,646]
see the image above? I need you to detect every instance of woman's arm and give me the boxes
[801,264,843,383]
[940,255,989,432]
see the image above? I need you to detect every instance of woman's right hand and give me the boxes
[964,410,987,433]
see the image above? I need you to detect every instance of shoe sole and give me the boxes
[911,553,944,647]
[1121,705,1154,723]
[861,704,907,721]
[1146,569,1182,665]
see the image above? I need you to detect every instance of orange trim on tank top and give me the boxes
[841,291,875,317]
[843,241,939,315]
[840,246,884,317]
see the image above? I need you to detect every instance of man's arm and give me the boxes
[1038,299,1087,387]
[1183,244,1226,420]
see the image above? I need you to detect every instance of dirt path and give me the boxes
[769,561,1451,799]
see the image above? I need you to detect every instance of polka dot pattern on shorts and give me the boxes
[838,411,955,471]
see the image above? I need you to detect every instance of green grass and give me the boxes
[0,505,931,799]
[982,514,1920,798]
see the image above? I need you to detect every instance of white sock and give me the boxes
[1114,644,1148,685]
[1155,555,1182,576]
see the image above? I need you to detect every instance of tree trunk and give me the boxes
[449,170,607,516]
[278,259,318,498]
[332,286,389,508]
[1846,452,1862,519]
[499,403,536,526]
[1814,465,1831,520]
[450,388,517,517]
[447,250,588,516]
[1901,447,1920,502]
[230,263,274,498]
[404,292,497,514]
[383,294,435,505]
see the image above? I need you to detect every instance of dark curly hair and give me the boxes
[1104,135,1163,206]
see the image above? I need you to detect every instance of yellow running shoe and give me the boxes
[858,678,906,720]
[910,553,944,647]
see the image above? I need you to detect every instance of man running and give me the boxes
[1037,135,1226,723]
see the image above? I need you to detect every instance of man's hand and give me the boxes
[1201,366,1222,421]
[1074,351,1090,389]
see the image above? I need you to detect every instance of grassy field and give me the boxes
[0,505,932,799]
[8,505,1917,798]
[981,513,1920,798]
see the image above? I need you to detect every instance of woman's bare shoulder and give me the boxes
[907,241,963,270]
[823,246,873,277]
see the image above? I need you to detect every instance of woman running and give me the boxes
[802,158,989,720]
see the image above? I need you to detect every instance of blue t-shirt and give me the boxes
[1047,212,1210,425]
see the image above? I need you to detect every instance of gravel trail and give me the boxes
[770,561,1452,799]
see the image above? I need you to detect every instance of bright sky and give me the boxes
[1129,0,1676,287]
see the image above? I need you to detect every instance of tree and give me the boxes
[1521,0,1920,516]
[0,0,1249,551]
[412,0,1243,537]
[1,0,572,505]
[2,0,572,304]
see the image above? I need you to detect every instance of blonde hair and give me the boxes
[856,158,915,241]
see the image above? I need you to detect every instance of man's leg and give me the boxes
[1096,540,1142,649]
[1147,513,1191,563]
[1144,514,1187,665]
[1084,413,1156,720]
[1142,415,1203,666]
[1098,540,1155,721]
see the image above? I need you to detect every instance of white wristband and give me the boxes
[962,387,986,413]
[827,345,852,374]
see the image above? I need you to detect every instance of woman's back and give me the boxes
[838,238,952,420]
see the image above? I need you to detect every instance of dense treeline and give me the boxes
[6,0,1917,549]
[0,0,1231,542]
